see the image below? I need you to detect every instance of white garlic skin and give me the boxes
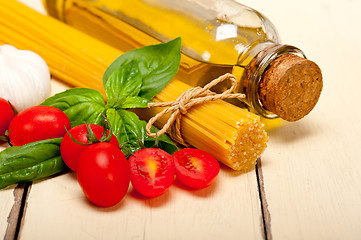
[0,44,51,111]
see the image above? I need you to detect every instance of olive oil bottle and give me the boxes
[43,0,322,121]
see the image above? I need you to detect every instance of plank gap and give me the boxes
[256,158,272,240]
[14,183,31,240]
[4,183,31,240]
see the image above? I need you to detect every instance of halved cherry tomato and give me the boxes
[60,124,119,172]
[0,98,16,140]
[8,105,71,146]
[129,148,175,198]
[173,148,220,189]
[77,142,130,208]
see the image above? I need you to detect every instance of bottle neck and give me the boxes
[233,42,306,119]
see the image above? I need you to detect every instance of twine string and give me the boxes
[146,73,246,145]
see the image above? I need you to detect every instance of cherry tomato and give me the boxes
[0,98,16,139]
[60,124,119,172]
[8,105,71,146]
[173,148,220,189]
[77,142,130,207]
[129,148,175,198]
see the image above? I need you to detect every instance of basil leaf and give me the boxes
[105,108,178,156]
[105,60,145,109]
[103,38,181,101]
[0,138,67,189]
[105,108,144,155]
[41,88,105,127]
[119,96,149,109]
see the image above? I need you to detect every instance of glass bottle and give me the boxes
[43,0,323,121]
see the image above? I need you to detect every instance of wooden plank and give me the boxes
[261,114,361,239]
[0,173,22,240]
[19,168,264,239]
[0,146,14,238]
[256,161,271,240]
[3,183,30,240]
[241,0,361,239]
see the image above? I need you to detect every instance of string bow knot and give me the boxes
[146,73,246,145]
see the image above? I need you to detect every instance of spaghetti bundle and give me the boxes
[141,79,268,170]
[0,0,268,170]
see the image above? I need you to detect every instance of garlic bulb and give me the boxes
[0,44,51,111]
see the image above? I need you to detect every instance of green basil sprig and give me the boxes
[42,38,181,155]
[0,138,67,189]
[0,38,181,190]
[41,88,106,127]
[103,37,182,101]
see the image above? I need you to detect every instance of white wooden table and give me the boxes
[1,0,361,239]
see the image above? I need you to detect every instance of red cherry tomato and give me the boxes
[8,105,71,146]
[60,124,119,172]
[0,98,16,139]
[77,142,130,207]
[129,148,175,198]
[173,148,220,189]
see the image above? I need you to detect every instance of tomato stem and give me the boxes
[137,137,146,149]
[0,135,9,142]
[99,112,113,143]
[153,133,159,148]
[0,130,11,146]
[8,100,18,115]
[65,113,116,145]
[65,126,91,146]
[85,124,100,144]
[119,142,134,157]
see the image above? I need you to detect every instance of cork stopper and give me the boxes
[258,54,323,121]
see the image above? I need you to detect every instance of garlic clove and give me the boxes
[0,44,51,111]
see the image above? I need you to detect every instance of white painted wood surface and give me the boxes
[0,138,11,236]
[0,184,16,238]
[242,0,361,239]
[1,0,360,239]
[20,168,264,239]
